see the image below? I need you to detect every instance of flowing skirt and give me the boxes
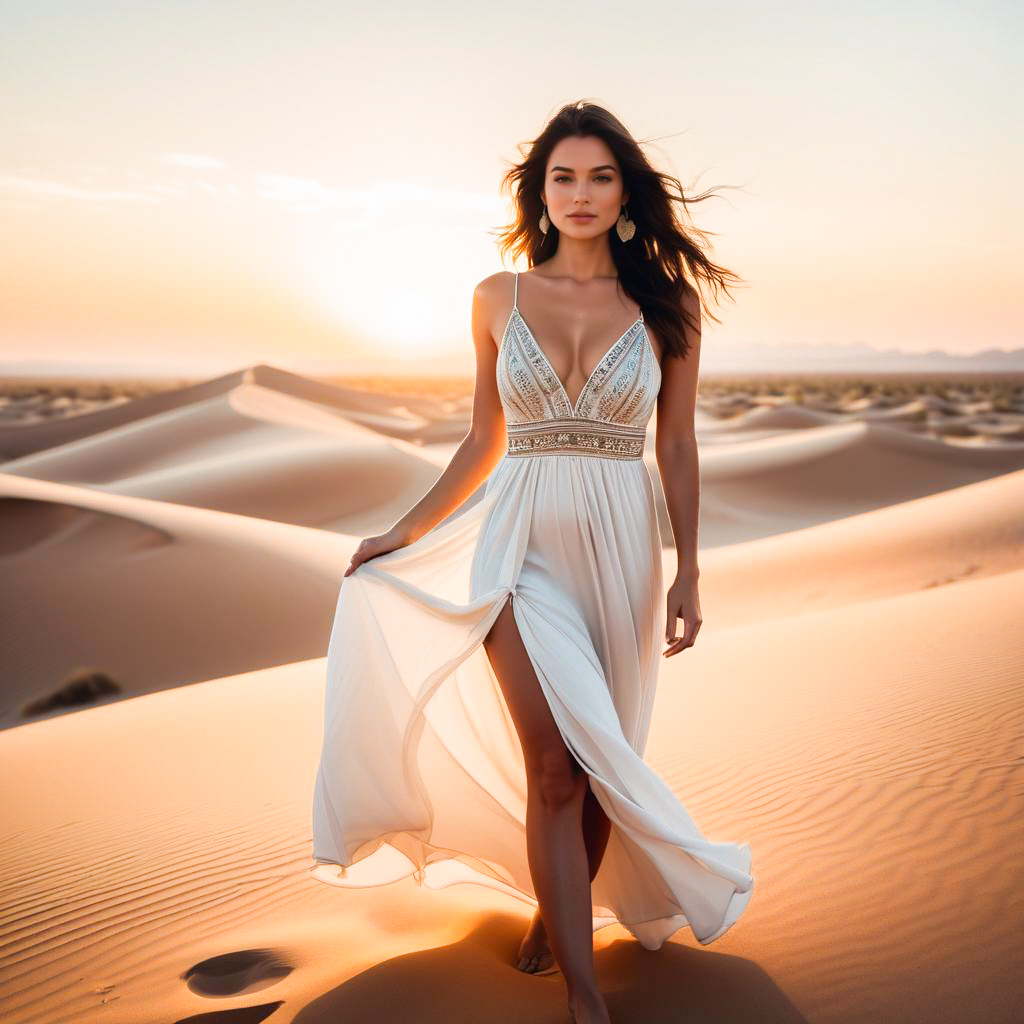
[311,452,753,949]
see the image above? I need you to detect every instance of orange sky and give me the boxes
[1,2,1020,373]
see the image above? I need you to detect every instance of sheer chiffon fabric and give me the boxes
[311,273,753,948]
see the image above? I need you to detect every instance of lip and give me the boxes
[568,213,596,219]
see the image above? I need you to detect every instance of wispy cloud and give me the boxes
[0,155,506,221]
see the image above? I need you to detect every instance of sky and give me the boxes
[0,0,1021,374]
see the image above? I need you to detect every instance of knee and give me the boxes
[531,747,586,811]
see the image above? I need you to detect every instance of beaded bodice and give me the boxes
[497,273,661,430]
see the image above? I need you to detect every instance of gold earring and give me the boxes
[616,204,636,242]
[539,202,550,235]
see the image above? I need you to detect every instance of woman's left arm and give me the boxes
[654,287,703,656]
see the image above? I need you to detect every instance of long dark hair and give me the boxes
[495,100,746,361]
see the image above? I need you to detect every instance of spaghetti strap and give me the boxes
[311,242,754,954]
[639,307,644,323]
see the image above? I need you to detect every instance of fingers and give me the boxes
[344,539,372,577]
[662,636,692,657]
[663,611,701,657]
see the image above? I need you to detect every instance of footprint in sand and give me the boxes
[183,948,293,997]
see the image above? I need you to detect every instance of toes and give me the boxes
[516,953,541,973]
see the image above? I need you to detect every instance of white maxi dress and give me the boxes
[311,272,754,949]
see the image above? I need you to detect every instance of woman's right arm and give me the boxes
[344,273,509,576]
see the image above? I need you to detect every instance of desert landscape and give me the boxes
[1,366,1022,1023]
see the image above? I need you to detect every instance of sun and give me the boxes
[294,188,509,362]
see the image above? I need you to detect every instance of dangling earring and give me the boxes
[539,202,550,235]
[616,204,636,242]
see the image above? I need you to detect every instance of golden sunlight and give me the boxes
[301,214,510,360]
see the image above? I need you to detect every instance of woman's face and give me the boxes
[542,135,628,240]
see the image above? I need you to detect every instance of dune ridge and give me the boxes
[1,369,1021,1022]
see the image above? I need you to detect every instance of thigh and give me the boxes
[484,595,584,779]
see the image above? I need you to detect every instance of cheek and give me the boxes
[602,183,625,205]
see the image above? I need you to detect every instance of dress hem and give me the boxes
[310,833,753,952]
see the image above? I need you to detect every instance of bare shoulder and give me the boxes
[678,281,702,358]
[471,271,517,350]
[473,270,516,310]
[681,280,702,321]
[468,271,515,352]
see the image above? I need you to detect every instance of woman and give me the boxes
[311,100,753,1024]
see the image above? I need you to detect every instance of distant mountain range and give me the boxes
[1,342,1022,380]
[696,342,1024,375]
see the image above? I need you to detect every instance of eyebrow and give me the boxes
[550,165,617,174]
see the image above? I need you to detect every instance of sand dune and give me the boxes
[691,464,1024,628]
[697,402,841,438]
[692,419,1024,547]
[0,365,252,460]
[0,473,357,728]
[2,380,446,532]
[1,370,1022,1022]
[0,561,1018,1022]
[0,363,470,463]
[9,372,1024,550]
[4,417,1023,732]
[5,451,1020,733]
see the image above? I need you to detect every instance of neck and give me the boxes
[536,240,617,282]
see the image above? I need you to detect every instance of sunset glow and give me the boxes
[0,1,1019,374]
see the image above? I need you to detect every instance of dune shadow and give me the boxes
[0,496,173,557]
[295,912,805,1023]
[174,1002,283,1023]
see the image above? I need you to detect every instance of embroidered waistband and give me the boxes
[506,417,647,460]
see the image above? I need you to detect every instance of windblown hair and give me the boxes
[495,100,746,361]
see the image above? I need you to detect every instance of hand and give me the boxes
[664,574,702,657]
[343,527,410,577]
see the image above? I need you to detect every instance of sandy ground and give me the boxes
[1,367,1022,1023]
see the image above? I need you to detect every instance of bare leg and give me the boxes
[484,596,611,1024]
[519,779,612,972]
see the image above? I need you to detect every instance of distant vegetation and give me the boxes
[2,372,1022,442]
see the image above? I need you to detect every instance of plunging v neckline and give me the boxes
[507,307,646,417]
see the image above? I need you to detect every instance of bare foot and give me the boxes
[516,908,556,974]
[568,987,611,1024]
